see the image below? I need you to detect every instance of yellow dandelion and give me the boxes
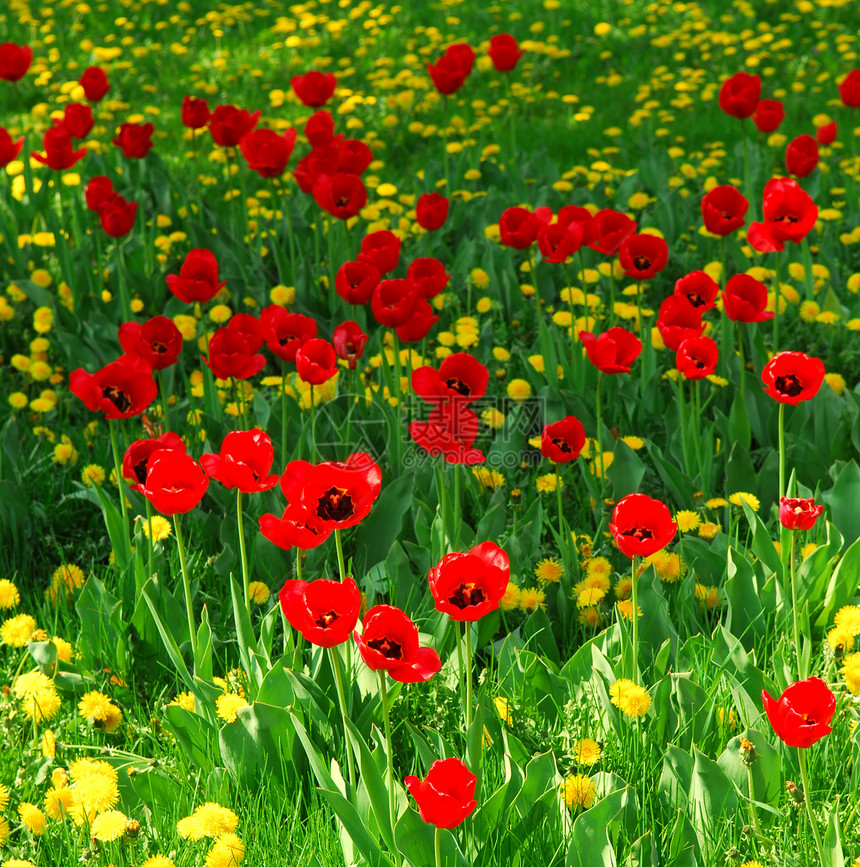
[586,556,612,579]
[535,473,562,493]
[842,652,860,694]
[91,810,129,842]
[589,451,614,478]
[576,572,611,595]
[44,786,74,820]
[560,774,596,810]
[835,606,860,636]
[18,802,47,835]
[0,817,9,845]
[705,497,728,509]
[470,268,490,290]
[78,691,114,723]
[216,693,250,724]
[40,728,56,758]
[643,550,684,583]
[51,636,74,662]
[573,738,602,766]
[81,464,106,487]
[169,691,195,712]
[578,606,603,628]
[141,858,177,867]
[519,587,546,612]
[698,521,720,540]
[48,564,86,603]
[206,833,245,867]
[179,803,239,841]
[534,558,564,584]
[577,587,607,607]
[0,783,9,811]
[674,510,701,532]
[827,626,854,653]
[1,613,37,646]
[500,583,521,611]
[609,678,652,717]
[616,599,642,621]
[0,579,20,609]
[139,514,172,542]
[799,300,820,322]
[472,467,505,489]
[506,378,532,402]
[728,491,759,511]
[493,697,512,725]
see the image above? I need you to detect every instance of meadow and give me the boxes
[1,0,860,865]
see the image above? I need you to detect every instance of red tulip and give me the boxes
[122,433,185,485]
[816,121,837,146]
[579,327,642,374]
[588,208,637,255]
[412,352,489,406]
[701,185,749,237]
[136,450,209,515]
[761,351,825,405]
[62,104,94,140]
[113,122,154,159]
[226,313,264,353]
[336,138,374,175]
[200,429,279,494]
[260,307,316,362]
[762,677,835,748]
[240,127,297,178]
[656,296,704,352]
[557,205,594,246]
[445,44,476,76]
[279,577,361,647]
[785,134,819,178]
[719,72,761,119]
[747,178,817,253]
[779,497,824,531]
[332,321,368,369]
[259,502,333,551]
[181,96,210,129]
[541,416,586,463]
[97,194,138,238]
[0,42,33,82]
[166,249,225,304]
[279,452,382,533]
[609,493,677,559]
[499,206,551,249]
[305,110,335,147]
[488,33,524,72]
[371,278,420,328]
[618,233,669,281]
[209,105,261,148]
[838,69,860,108]
[85,176,114,211]
[0,127,24,167]
[78,66,109,102]
[118,316,183,371]
[335,260,380,306]
[416,192,449,231]
[32,124,87,171]
[291,71,337,108]
[752,99,784,133]
[69,354,157,420]
[721,274,773,323]
[354,605,441,683]
[429,541,510,621]
[407,257,449,299]
[396,297,440,343]
[404,759,477,829]
[537,221,584,264]
[313,172,367,220]
[409,404,485,465]
[674,271,719,312]
[675,336,718,381]
[427,51,470,95]
[358,230,401,276]
[203,328,266,381]
[296,338,338,386]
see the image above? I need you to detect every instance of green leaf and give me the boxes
[194,605,214,682]
[728,392,751,452]
[566,786,631,867]
[688,746,738,835]
[344,718,396,851]
[164,705,219,772]
[724,547,765,647]
[826,459,860,546]
[625,831,659,867]
[318,787,395,867]
[353,472,415,575]
[75,575,124,671]
[606,439,645,500]
[816,534,860,629]
[717,729,782,807]
[230,576,261,694]
[725,439,755,496]
[394,808,469,867]
[822,799,845,867]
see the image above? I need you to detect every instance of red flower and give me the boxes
[239,127,297,178]
[78,66,109,102]
[203,328,266,381]
[181,96,210,129]
[0,127,24,167]
[404,758,477,829]
[226,313,264,353]
[291,71,337,108]
[579,327,642,374]
[416,192,449,231]
[354,605,441,683]
[762,678,835,748]
[279,577,361,647]
[69,354,157,420]
[816,121,837,146]
[752,99,785,133]
[675,336,718,381]
[409,404,485,465]
[541,416,586,463]
[260,307,316,362]
[336,138,374,175]
[0,42,32,82]
[122,432,185,485]
[674,270,719,312]
[537,221,584,264]
[779,497,824,531]
[209,105,261,148]
[118,316,183,371]
[429,541,510,621]
[296,338,338,386]
[396,297,439,343]
[838,69,860,108]
[701,185,749,236]
[557,205,594,246]
[358,230,401,275]
[313,172,368,220]
[445,44,476,76]
[427,51,470,95]
[113,122,154,159]
[85,176,114,211]
[166,249,225,304]
[407,257,449,299]
[32,124,87,171]
[499,206,551,249]
[412,352,489,405]
[656,295,704,352]
[761,351,825,405]
[62,104,94,140]
[721,274,773,323]
[718,72,761,119]
[609,493,677,559]
[97,194,138,238]
[137,449,209,516]
[279,452,383,533]
[747,178,817,253]
[335,260,380,306]
[588,208,637,255]
[488,34,524,72]
[305,110,335,147]
[200,429,279,494]
[259,502,332,551]
[618,233,669,281]
[333,321,368,370]
[785,134,819,178]
[371,278,420,328]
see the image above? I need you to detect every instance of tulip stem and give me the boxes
[334,528,347,582]
[594,372,605,503]
[452,464,461,551]
[108,419,129,532]
[237,490,250,609]
[778,402,786,503]
[173,514,198,658]
[556,469,565,555]
[745,761,763,841]
[464,621,474,730]
[797,746,825,867]
[771,249,781,354]
[435,826,442,867]
[789,532,804,679]
[155,369,171,430]
[378,672,397,837]
[391,331,403,472]
[329,646,357,793]
[736,322,746,403]
[309,385,317,461]
[114,237,133,323]
[144,499,155,579]
[630,555,639,681]
[280,359,288,469]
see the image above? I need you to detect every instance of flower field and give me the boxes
[3,0,860,865]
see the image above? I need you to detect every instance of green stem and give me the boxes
[108,419,129,532]
[435,826,442,867]
[378,673,397,834]
[330,646,357,793]
[145,499,155,579]
[771,249,781,354]
[280,359,288,469]
[391,331,404,472]
[464,621,473,730]
[440,463,451,554]
[237,490,250,608]
[556,468,565,554]
[594,372,605,501]
[442,97,450,191]
[789,531,803,679]
[778,402,786,502]
[736,322,746,401]
[334,528,347,581]
[452,463,461,551]
[630,554,639,680]
[173,515,198,657]
[309,385,317,461]
[746,761,763,841]
[677,377,691,477]
[797,747,825,867]
[155,369,171,430]
[115,238,132,323]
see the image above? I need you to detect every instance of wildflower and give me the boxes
[578,607,603,627]
[534,558,564,584]
[500,583,521,611]
[493,697,512,724]
[573,738,602,766]
[706,497,728,509]
[177,803,239,841]
[91,810,129,842]
[0,579,20,609]
[44,785,73,819]
[48,564,86,603]
[169,691,195,712]
[0,783,8,810]
[205,833,245,867]
[247,581,270,605]
[506,378,532,401]
[674,510,701,532]
[216,693,249,723]
[138,514,172,542]
[1,613,36,646]
[18,803,47,835]
[51,636,74,662]
[698,521,720,540]
[835,606,860,636]
[519,587,546,612]
[141,858,177,867]
[560,774,596,810]
[616,599,642,621]
[40,729,56,757]
[642,550,684,583]
[577,587,606,607]
[81,464,106,487]
[827,627,854,653]
[609,678,652,717]
[472,467,505,489]
[69,759,120,824]
[52,435,78,465]
[481,407,505,428]
[535,473,562,493]
[842,653,860,694]
[728,491,760,511]
[695,584,721,610]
